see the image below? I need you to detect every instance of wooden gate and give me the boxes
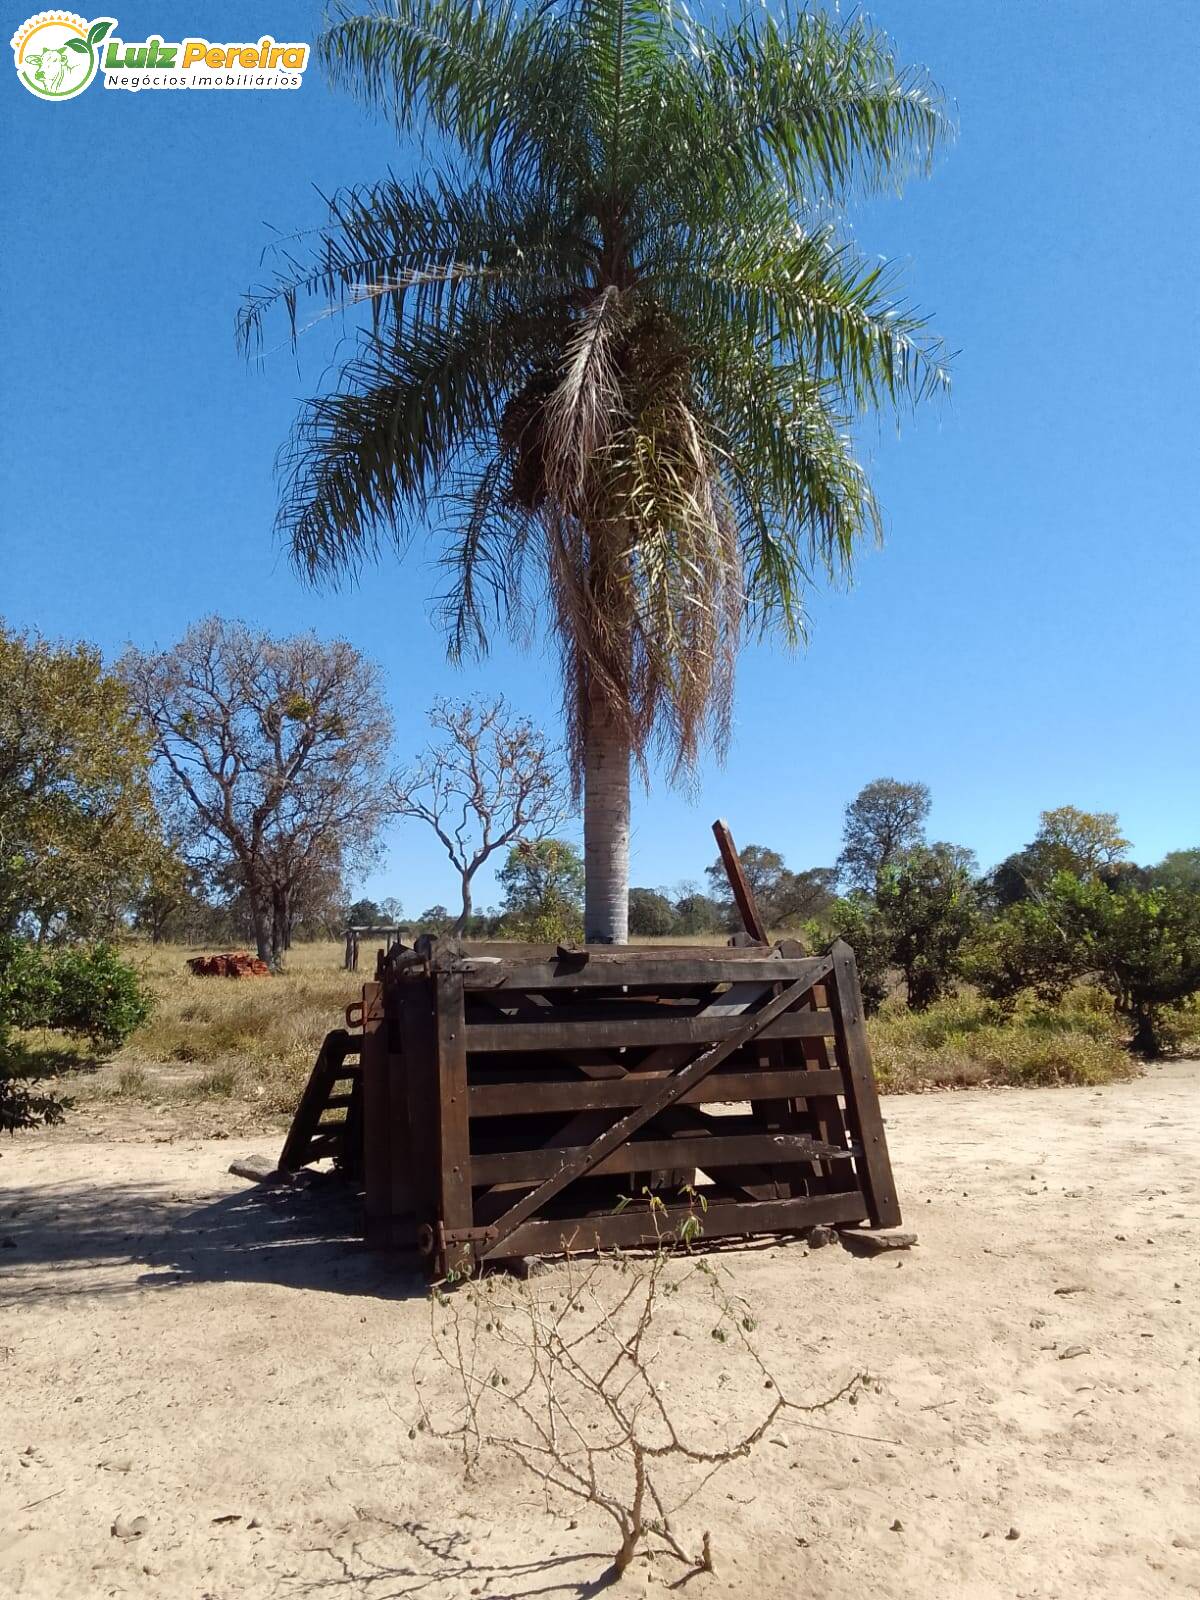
[358,937,899,1276]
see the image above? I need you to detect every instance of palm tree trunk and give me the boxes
[583,697,630,943]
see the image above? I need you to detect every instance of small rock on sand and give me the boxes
[111,1515,149,1541]
[228,1155,287,1185]
[839,1229,918,1257]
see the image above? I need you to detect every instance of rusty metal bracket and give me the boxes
[417,1221,499,1257]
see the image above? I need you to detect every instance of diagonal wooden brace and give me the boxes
[480,955,835,1259]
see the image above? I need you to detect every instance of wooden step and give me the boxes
[278,1029,365,1176]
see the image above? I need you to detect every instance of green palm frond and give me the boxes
[685,5,950,202]
[245,0,952,777]
[238,175,585,354]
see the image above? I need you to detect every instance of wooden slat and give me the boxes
[712,819,769,944]
[477,958,834,1255]
[359,985,392,1245]
[475,990,627,1079]
[452,942,788,966]
[468,1067,845,1117]
[434,970,474,1272]
[481,1189,869,1260]
[471,1131,851,1186]
[399,975,437,1229]
[828,941,902,1229]
[459,957,824,991]
[464,1008,835,1053]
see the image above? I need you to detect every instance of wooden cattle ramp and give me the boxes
[349,936,899,1277]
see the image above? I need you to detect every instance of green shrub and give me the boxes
[961,899,1086,1006]
[48,942,152,1048]
[0,936,61,1029]
[1,937,151,1130]
[869,990,1134,1092]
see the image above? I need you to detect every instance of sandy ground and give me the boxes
[2,1065,1198,1600]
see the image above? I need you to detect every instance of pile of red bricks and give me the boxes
[186,952,271,978]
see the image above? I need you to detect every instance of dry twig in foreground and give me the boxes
[414,1221,872,1585]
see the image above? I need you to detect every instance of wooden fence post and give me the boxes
[433,968,474,1274]
[360,981,391,1247]
[827,941,901,1228]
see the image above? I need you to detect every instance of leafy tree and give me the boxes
[391,697,569,934]
[816,898,891,1015]
[991,806,1131,905]
[499,838,585,944]
[820,842,977,1012]
[347,897,384,926]
[414,905,455,934]
[961,898,1086,1008]
[671,890,726,938]
[1050,875,1200,1057]
[1036,806,1130,875]
[130,836,196,944]
[706,844,785,929]
[705,846,836,931]
[1153,848,1200,894]
[775,866,839,926]
[966,869,1200,1055]
[121,618,392,968]
[836,779,931,893]
[627,887,676,938]
[0,623,164,939]
[241,0,950,942]
[875,843,980,1010]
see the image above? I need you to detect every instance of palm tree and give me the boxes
[240,0,950,943]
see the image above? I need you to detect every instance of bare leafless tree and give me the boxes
[120,617,392,967]
[390,698,571,934]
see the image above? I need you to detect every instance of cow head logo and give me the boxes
[11,12,114,100]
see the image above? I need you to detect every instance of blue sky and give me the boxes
[2,1,1197,916]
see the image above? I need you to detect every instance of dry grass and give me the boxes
[41,940,1139,1126]
[869,985,1137,1092]
[70,940,361,1117]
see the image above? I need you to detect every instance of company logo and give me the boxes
[11,12,114,99]
[11,13,310,97]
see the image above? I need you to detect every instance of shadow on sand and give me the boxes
[0,1165,425,1305]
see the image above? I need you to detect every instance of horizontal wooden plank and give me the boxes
[480,1190,869,1259]
[468,997,722,1024]
[453,942,778,964]
[466,1008,835,1053]
[470,1131,852,1186]
[460,957,825,991]
[469,1068,845,1117]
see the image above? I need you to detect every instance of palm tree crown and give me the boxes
[240,0,950,940]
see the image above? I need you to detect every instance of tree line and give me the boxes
[3,611,1198,1126]
[814,780,1200,1058]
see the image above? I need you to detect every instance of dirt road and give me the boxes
[2,1064,1197,1599]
